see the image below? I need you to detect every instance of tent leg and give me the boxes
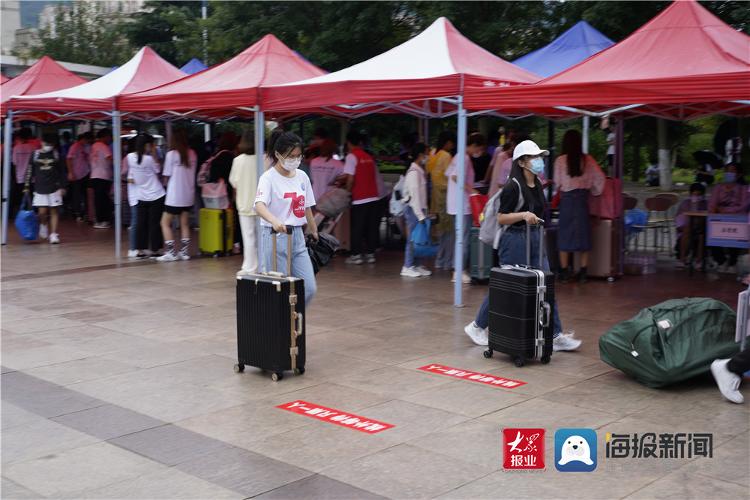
[2,112,13,245]
[453,98,467,308]
[112,111,122,260]
[165,121,173,147]
[204,123,211,144]
[657,118,672,190]
[254,109,265,260]
[582,116,590,154]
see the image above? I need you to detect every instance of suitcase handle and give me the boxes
[271,225,294,277]
[541,301,551,328]
[294,312,303,338]
[525,219,545,268]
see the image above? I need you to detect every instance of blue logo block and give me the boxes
[555,428,597,472]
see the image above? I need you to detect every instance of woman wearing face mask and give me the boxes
[128,134,165,258]
[400,143,432,278]
[708,163,749,273]
[254,128,318,305]
[464,140,582,352]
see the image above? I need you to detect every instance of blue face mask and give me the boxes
[724,172,737,183]
[529,157,545,175]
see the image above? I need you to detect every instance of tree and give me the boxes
[123,1,203,67]
[26,1,133,67]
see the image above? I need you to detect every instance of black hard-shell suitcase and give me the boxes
[484,223,554,367]
[235,226,305,381]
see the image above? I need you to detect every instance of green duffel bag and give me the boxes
[599,298,740,388]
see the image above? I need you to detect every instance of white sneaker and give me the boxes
[451,271,472,284]
[178,250,190,261]
[127,249,140,259]
[400,266,422,278]
[711,359,744,404]
[553,332,582,352]
[48,233,60,244]
[464,322,488,346]
[365,253,376,264]
[346,254,364,265]
[236,269,255,277]
[156,252,178,262]
[93,221,111,229]
[39,224,49,239]
[416,266,432,276]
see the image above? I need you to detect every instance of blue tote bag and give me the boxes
[15,192,39,241]
[411,218,438,258]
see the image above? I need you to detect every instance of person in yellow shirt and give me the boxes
[426,131,455,270]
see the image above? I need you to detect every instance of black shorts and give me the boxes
[164,205,192,215]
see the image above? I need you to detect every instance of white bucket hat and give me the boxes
[513,140,549,161]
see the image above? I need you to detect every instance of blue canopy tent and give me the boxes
[513,21,614,156]
[180,58,208,75]
[513,21,614,78]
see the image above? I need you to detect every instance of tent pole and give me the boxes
[2,111,13,245]
[657,118,672,190]
[204,123,211,144]
[582,116,590,154]
[112,110,122,260]
[254,109,265,176]
[165,121,173,147]
[453,97,467,307]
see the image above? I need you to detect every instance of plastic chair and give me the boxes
[623,194,638,210]
[644,196,674,254]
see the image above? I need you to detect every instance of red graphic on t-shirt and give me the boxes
[284,192,306,218]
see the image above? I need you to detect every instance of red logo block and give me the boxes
[503,428,545,470]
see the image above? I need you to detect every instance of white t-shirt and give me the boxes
[127,152,164,202]
[163,149,197,207]
[90,141,113,180]
[122,155,139,207]
[309,156,344,201]
[255,167,315,227]
[445,153,474,215]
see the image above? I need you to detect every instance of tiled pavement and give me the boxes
[1,223,749,499]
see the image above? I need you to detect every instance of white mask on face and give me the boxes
[280,156,301,172]
[41,145,54,153]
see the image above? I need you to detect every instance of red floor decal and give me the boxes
[418,364,527,388]
[277,400,395,434]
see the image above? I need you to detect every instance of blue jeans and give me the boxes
[260,226,317,306]
[403,206,421,268]
[475,227,563,337]
[129,205,138,250]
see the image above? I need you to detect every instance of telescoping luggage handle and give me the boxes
[525,219,546,269]
[271,225,303,372]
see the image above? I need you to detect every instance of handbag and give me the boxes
[411,218,438,258]
[316,187,351,218]
[201,178,229,209]
[306,233,340,274]
[15,192,39,241]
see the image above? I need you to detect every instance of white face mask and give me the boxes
[280,156,301,172]
[41,145,54,152]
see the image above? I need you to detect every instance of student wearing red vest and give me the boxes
[343,130,380,265]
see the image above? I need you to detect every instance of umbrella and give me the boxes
[693,150,722,169]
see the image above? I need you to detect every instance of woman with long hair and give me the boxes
[464,140,582,352]
[127,134,165,257]
[229,127,259,275]
[157,128,198,261]
[400,142,432,278]
[554,129,605,283]
[254,128,318,304]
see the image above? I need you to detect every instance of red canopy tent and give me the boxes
[261,17,539,115]
[464,0,750,119]
[4,47,186,253]
[8,47,185,115]
[120,34,326,116]
[259,17,540,307]
[1,56,87,118]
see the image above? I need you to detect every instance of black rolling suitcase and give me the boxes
[235,226,305,381]
[484,223,554,367]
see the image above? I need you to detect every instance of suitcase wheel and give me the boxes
[513,356,526,367]
[233,364,244,373]
[541,355,551,365]
[483,349,493,359]
[293,367,305,376]
[271,372,284,382]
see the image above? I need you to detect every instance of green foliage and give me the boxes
[28,1,133,68]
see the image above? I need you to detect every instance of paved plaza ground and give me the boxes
[1,222,748,499]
